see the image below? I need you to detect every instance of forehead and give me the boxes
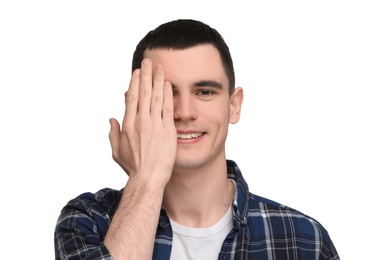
[143,45,228,88]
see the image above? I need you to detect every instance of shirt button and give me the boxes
[159,222,168,228]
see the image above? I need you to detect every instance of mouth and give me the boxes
[177,132,204,140]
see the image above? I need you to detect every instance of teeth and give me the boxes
[177,133,202,139]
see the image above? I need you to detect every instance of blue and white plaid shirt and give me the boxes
[55,160,339,259]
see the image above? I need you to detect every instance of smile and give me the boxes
[177,133,203,139]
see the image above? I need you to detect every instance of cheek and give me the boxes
[200,103,230,122]
[205,109,231,136]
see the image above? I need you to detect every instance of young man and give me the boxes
[55,19,339,259]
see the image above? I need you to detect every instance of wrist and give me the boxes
[126,170,170,192]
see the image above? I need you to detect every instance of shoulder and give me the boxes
[246,193,338,258]
[55,188,122,258]
[57,188,123,226]
[55,188,123,243]
[248,192,329,234]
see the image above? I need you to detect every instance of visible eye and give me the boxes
[197,89,215,96]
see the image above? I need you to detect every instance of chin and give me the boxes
[174,156,204,170]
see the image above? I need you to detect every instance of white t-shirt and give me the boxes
[169,205,233,260]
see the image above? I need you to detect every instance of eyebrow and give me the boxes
[171,80,224,90]
[194,80,224,89]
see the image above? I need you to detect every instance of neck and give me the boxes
[162,161,234,228]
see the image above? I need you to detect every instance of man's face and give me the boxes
[144,45,242,171]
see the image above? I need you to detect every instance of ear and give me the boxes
[229,87,243,124]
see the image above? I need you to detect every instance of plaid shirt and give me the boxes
[55,160,339,259]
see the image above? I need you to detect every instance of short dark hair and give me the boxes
[132,19,235,94]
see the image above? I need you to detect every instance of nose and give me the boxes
[173,93,198,121]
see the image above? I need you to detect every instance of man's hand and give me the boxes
[105,59,176,259]
[109,58,176,185]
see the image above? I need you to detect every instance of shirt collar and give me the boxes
[159,160,250,227]
[226,159,249,226]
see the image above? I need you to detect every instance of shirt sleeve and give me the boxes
[54,192,115,260]
[320,229,340,260]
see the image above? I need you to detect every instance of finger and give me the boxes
[123,69,141,128]
[162,81,174,127]
[109,118,121,162]
[138,58,153,117]
[151,64,165,120]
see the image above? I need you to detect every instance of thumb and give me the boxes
[109,118,121,162]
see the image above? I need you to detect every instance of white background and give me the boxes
[1,1,384,259]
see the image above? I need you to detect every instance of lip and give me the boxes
[176,131,205,144]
